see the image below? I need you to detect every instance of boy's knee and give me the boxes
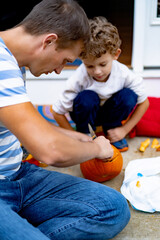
[112,88,137,114]
[74,90,100,110]
[120,88,138,108]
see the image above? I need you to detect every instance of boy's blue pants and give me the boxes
[70,88,138,133]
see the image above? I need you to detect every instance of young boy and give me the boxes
[52,16,149,151]
[0,3,130,240]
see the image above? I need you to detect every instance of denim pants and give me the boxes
[70,88,138,133]
[0,162,130,240]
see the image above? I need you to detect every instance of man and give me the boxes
[0,0,130,239]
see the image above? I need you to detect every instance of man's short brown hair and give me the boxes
[18,0,90,49]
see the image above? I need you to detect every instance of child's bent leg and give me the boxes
[99,88,138,131]
[70,90,100,133]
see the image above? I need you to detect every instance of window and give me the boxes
[157,0,160,17]
[151,0,160,25]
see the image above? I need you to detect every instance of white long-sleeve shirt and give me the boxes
[52,60,147,115]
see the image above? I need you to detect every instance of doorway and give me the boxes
[78,0,134,67]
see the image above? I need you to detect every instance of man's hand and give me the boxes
[63,130,92,142]
[94,136,113,160]
[50,124,92,142]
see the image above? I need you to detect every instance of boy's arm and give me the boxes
[122,98,149,134]
[0,102,113,166]
[52,64,89,130]
[52,109,74,131]
[50,111,92,142]
[107,98,149,142]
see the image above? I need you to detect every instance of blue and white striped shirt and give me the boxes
[0,38,30,178]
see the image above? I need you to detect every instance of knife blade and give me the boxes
[88,123,97,140]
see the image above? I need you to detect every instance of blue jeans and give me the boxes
[0,162,130,240]
[70,88,138,133]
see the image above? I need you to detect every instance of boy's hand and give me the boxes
[106,126,126,142]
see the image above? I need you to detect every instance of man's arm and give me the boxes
[50,123,92,142]
[0,102,113,167]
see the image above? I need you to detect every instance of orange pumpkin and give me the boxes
[80,145,123,182]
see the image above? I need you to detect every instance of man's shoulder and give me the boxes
[0,38,18,68]
[0,39,29,108]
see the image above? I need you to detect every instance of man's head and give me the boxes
[13,0,90,76]
[18,0,90,49]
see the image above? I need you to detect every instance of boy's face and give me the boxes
[83,51,119,82]
[29,39,83,77]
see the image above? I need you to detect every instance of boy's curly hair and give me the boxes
[81,16,121,59]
